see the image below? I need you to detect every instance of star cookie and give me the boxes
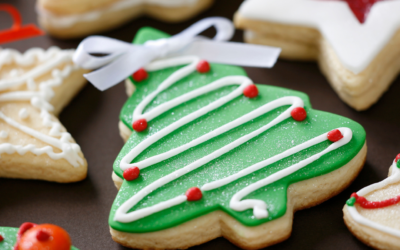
[36,0,214,39]
[234,0,400,111]
[344,154,400,250]
[0,47,88,183]
[108,27,367,249]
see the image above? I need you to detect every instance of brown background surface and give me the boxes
[1,0,399,249]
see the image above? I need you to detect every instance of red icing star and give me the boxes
[340,0,382,23]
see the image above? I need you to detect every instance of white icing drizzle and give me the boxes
[36,0,199,28]
[0,131,8,139]
[348,161,400,238]
[114,56,353,223]
[18,108,28,119]
[238,0,400,74]
[0,47,84,167]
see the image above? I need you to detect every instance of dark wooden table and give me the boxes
[1,0,399,249]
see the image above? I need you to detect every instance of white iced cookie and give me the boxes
[36,0,214,39]
[0,47,89,183]
[344,154,400,250]
[234,0,400,111]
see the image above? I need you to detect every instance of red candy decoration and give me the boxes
[327,129,343,142]
[341,0,382,24]
[36,230,51,241]
[0,234,4,242]
[123,166,140,181]
[132,119,148,132]
[291,107,307,121]
[351,192,400,209]
[14,222,37,250]
[18,224,71,250]
[132,68,148,82]
[196,60,210,73]
[395,153,400,163]
[186,187,202,201]
[243,84,258,98]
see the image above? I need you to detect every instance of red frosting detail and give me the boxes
[186,187,202,201]
[327,129,343,142]
[341,0,382,24]
[14,222,37,250]
[123,166,140,181]
[196,60,210,73]
[132,68,148,82]
[351,192,400,209]
[0,4,44,45]
[243,84,259,98]
[290,107,307,121]
[0,234,4,242]
[395,153,400,163]
[132,119,148,132]
[36,230,51,242]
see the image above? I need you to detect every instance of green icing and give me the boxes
[0,227,78,250]
[110,27,366,233]
[397,160,400,169]
[347,197,356,206]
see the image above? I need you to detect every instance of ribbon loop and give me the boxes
[73,17,281,91]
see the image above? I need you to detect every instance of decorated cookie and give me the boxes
[36,0,214,39]
[344,154,400,250]
[103,27,367,249]
[0,47,88,183]
[0,223,79,250]
[234,0,400,111]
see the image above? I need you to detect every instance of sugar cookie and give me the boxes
[0,47,88,183]
[108,28,367,249]
[36,0,214,39]
[344,154,400,250]
[234,0,400,111]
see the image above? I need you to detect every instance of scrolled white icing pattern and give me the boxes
[114,56,353,223]
[0,47,84,167]
[347,161,400,238]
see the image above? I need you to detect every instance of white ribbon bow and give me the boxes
[73,17,281,91]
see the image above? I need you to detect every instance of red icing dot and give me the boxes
[342,0,382,24]
[196,60,210,73]
[132,119,147,132]
[243,84,258,98]
[327,129,343,142]
[395,154,400,162]
[290,107,307,121]
[132,68,148,82]
[186,187,202,201]
[0,234,4,242]
[123,167,140,181]
[36,230,51,241]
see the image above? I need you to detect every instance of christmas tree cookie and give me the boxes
[234,0,400,111]
[0,223,79,250]
[344,154,400,250]
[109,28,367,249]
[0,47,88,183]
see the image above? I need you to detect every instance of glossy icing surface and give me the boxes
[109,28,366,233]
[0,227,78,250]
[238,0,400,74]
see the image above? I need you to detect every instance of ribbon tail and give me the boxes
[84,48,154,91]
[172,40,281,68]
